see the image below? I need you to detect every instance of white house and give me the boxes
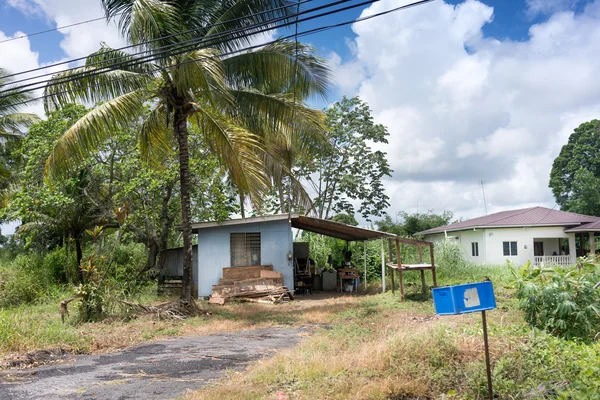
[417,207,600,266]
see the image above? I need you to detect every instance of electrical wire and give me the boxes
[0,13,123,45]
[2,0,366,97]
[0,0,435,110]
[0,0,329,94]
[1,0,314,81]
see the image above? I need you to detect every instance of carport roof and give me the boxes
[191,214,395,241]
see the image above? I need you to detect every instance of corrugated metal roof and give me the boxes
[418,207,600,235]
[564,219,600,232]
[191,214,395,241]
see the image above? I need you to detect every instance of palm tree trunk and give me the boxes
[239,191,245,218]
[174,109,194,302]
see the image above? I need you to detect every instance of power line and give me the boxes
[0,0,326,95]
[0,0,435,110]
[0,13,123,45]
[1,0,379,99]
[1,0,314,81]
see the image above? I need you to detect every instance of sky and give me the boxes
[1,0,600,229]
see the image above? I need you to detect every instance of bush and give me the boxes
[513,257,600,341]
[0,265,46,307]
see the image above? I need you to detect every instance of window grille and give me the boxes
[230,233,261,266]
[471,242,479,257]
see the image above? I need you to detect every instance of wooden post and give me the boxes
[589,232,595,255]
[482,310,493,399]
[398,269,404,301]
[381,238,385,293]
[420,270,426,294]
[390,265,395,294]
[363,241,367,292]
[418,244,423,263]
[430,243,437,287]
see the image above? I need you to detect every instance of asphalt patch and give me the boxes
[0,327,307,400]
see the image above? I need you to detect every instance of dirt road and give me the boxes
[0,327,306,400]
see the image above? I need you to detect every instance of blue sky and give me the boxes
[1,0,593,67]
[2,0,600,226]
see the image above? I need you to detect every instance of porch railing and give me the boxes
[533,255,573,266]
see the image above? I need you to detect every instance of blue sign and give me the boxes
[432,281,496,315]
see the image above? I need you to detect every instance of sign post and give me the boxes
[432,281,496,399]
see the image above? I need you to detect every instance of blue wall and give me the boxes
[196,219,294,297]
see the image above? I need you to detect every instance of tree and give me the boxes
[550,119,600,216]
[0,68,39,184]
[376,210,453,237]
[10,105,109,282]
[303,96,392,221]
[43,0,329,302]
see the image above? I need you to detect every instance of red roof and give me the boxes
[419,207,600,235]
[564,219,600,232]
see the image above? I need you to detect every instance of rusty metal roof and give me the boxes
[418,206,600,235]
[191,214,395,241]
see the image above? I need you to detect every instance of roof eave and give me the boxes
[420,222,585,236]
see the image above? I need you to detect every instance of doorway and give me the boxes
[533,241,544,256]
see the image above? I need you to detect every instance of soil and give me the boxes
[0,327,307,400]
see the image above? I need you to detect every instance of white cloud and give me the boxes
[329,0,600,221]
[7,0,126,59]
[526,0,581,17]
[0,30,67,117]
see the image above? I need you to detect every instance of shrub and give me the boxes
[513,257,600,341]
[0,265,45,307]
[434,238,465,270]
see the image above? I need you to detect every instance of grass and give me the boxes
[182,263,599,399]
[2,261,599,398]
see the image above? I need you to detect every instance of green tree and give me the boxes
[43,0,330,301]
[376,210,453,236]
[303,96,392,221]
[10,105,109,283]
[0,68,39,184]
[550,119,600,216]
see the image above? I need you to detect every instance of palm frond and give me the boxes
[103,0,183,48]
[204,0,295,52]
[0,68,40,118]
[85,44,157,74]
[189,102,269,203]
[223,41,331,101]
[44,68,151,113]
[231,89,327,145]
[173,48,230,103]
[0,113,39,136]
[139,104,173,164]
[46,90,146,179]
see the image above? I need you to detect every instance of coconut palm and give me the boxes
[43,0,330,302]
[0,69,39,182]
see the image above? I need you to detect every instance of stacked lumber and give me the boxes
[209,265,294,305]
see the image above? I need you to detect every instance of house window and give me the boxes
[471,242,479,257]
[230,233,261,267]
[503,241,518,256]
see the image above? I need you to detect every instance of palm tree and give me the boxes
[0,69,39,182]
[43,0,330,302]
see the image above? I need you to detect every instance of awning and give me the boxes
[191,214,395,242]
[290,215,394,241]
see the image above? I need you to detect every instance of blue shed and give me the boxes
[190,214,395,298]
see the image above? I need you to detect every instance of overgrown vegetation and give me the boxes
[514,257,600,341]
[185,262,600,399]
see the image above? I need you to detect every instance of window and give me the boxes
[471,242,479,257]
[230,233,261,267]
[503,241,518,256]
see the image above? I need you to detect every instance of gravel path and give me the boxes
[0,327,306,400]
